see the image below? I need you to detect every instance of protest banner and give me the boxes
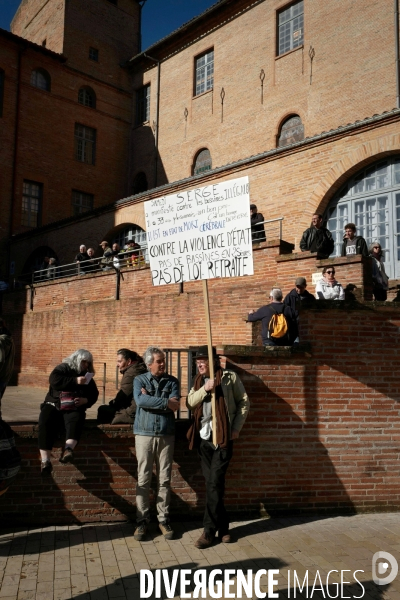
[144,176,253,286]
[144,176,253,443]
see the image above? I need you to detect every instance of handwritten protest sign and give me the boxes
[145,176,253,286]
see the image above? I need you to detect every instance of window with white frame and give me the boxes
[278,1,304,56]
[136,84,150,124]
[72,190,94,216]
[113,225,148,262]
[325,157,400,279]
[22,180,42,227]
[74,123,96,164]
[195,49,214,96]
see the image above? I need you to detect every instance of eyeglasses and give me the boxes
[326,270,335,275]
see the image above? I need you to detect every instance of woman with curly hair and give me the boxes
[38,349,98,475]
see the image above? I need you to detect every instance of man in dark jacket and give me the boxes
[341,223,369,257]
[97,349,147,424]
[250,204,266,243]
[284,277,315,343]
[300,213,334,259]
[247,288,297,346]
[99,240,113,270]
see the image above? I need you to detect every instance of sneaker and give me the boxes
[134,522,148,541]
[159,522,174,540]
[41,460,52,476]
[194,530,215,549]
[60,447,74,464]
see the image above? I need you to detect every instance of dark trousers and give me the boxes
[373,287,387,301]
[38,404,86,450]
[198,439,233,535]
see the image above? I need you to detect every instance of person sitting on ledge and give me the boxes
[315,266,345,300]
[300,213,334,259]
[247,288,297,346]
[97,349,147,425]
[38,349,98,475]
[341,223,368,258]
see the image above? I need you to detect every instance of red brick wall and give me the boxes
[2,324,400,525]
[1,244,400,523]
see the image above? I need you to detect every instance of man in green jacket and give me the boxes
[186,346,250,549]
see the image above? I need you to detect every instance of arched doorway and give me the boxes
[21,246,59,281]
[325,156,400,279]
[103,223,148,262]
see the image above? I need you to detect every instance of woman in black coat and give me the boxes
[38,349,98,475]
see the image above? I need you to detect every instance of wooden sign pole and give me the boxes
[202,279,217,446]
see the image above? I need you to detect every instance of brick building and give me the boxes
[0,0,141,277]
[4,0,400,282]
[3,0,400,521]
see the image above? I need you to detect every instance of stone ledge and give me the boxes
[217,343,312,357]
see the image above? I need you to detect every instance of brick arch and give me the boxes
[115,205,147,230]
[306,133,400,217]
[102,222,145,245]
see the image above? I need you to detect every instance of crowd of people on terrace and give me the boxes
[35,239,143,280]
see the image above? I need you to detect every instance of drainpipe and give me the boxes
[395,0,400,108]
[8,45,25,281]
[143,53,161,188]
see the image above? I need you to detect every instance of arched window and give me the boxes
[133,172,148,195]
[277,114,304,147]
[30,68,51,92]
[325,156,400,279]
[78,86,96,108]
[193,148,212,175]
[110,224,148,263]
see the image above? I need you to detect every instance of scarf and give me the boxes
[186,368,229,450]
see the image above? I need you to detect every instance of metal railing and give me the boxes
[251,217,283,242]
[16,249,148,286]
[13,216,284,289]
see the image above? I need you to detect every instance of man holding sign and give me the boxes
[186,346,250,549]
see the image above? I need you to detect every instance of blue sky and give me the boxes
[0,0,217,50]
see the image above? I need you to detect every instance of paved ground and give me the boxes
[0,513,400,600]
[1,387,103,422]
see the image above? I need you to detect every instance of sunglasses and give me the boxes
[325,270,335,275]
